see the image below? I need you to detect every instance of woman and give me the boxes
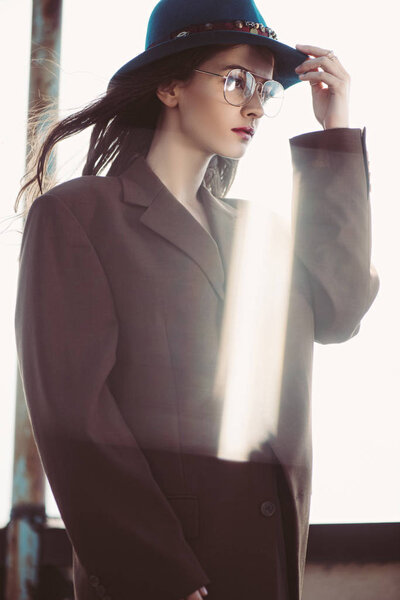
[14,1,379,599]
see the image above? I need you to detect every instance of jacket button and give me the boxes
[89,575,100,587]
[260,500,276,517]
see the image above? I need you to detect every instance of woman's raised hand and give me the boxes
[294,44,351,130]
[179,585,208,599]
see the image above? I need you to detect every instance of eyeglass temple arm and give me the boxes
[194,68,279,88]
[194,68,226,80]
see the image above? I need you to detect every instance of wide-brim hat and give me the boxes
[108,0,308,91]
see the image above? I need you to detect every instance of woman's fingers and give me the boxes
[181,584,208,599]
[185,589,205,599]
[297,70,345,91]
[295,43,334,56]
[294,42,351,128]
[294,43,350,93]
[295,55,348,80]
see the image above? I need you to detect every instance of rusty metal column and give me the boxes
[6,1,63,599]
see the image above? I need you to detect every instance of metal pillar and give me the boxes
[6,1,63,598]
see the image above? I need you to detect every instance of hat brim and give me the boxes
[108,30,308,91]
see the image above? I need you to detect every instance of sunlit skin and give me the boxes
[145,44,273,212]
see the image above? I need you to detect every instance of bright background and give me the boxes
[0,0,398,526]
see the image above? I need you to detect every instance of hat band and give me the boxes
[148,20,278,49]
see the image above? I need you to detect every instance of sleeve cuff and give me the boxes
[289,127,365,154]
[289,127,371,196]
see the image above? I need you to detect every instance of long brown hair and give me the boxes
[15,43,274,220]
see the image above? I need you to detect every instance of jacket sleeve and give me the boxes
[14,194,210,600]
[289,127,380,344]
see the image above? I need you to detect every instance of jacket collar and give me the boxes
[118,155,238,301]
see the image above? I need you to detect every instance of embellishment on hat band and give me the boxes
[148,20,278,49]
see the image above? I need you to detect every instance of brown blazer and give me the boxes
[14,127,379,600]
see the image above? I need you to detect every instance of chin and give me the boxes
[217,145,247,160]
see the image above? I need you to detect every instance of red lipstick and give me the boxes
[232,127,255,140]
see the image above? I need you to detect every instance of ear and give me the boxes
[156,79,186,108]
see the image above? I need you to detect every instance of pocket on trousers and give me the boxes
[166,495,199,540]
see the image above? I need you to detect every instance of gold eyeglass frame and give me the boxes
[193,67,284,117]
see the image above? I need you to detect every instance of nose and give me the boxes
[242,81,264,119]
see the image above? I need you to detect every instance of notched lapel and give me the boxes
[140,191,226,300]
[119,156,239,302]
[198,183,238,287]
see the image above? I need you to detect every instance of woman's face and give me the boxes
[158,44,274,160]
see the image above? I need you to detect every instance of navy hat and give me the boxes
[108,0,308,90]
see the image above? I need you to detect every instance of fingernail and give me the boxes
[200,587,208,595]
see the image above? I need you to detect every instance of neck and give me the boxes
[145,113,214,208]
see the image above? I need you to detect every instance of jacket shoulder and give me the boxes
[50,174,120,196]
[28,175,122,222]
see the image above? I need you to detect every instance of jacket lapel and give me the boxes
[198,182,238,287]
[118,155,238,301]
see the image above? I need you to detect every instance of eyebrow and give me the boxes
[220,63,273,82]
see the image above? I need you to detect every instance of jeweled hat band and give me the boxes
[108,0,309,91]
[148,19,278,49]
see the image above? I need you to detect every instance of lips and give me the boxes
[232,127,255,136]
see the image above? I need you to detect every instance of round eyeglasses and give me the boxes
[194,67,284,118]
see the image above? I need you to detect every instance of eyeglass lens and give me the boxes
[225,69,284,117]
